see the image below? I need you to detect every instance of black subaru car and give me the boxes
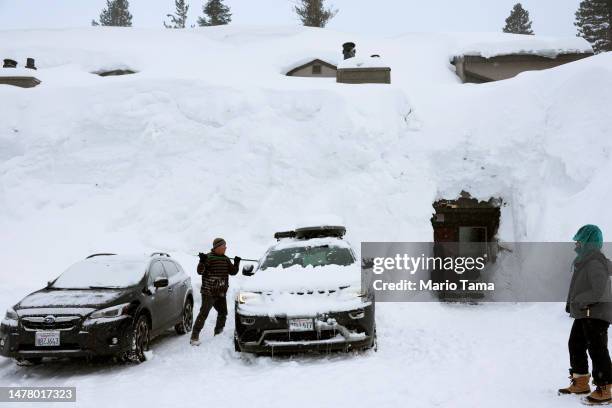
[0,253,193,364]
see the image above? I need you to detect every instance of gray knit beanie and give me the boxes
[212,238,226,249]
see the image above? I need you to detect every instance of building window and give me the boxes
[312,65,322,75]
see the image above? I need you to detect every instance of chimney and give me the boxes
[3,59,17,68]
[26,58,37,70]
[342,42,356,60]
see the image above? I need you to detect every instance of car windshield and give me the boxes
[51,259,147,289]
[260,245,355,270]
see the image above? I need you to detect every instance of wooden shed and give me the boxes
[336,56,391,84]
[452,52,593,84]
[286,59,337,78]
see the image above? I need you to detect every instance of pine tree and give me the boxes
[575,0,612,53]
[197,0,232,27]
[92,0,133,27]
[503,3,534,35]
[294,0,338,28]
[165,0,190,28]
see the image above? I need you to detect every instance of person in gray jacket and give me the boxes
[559,225,612,404]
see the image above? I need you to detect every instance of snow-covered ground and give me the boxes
[0,301,587,408]
[0,25,611,407]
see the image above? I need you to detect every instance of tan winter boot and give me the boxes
[558,373,591,395]
[586,384,612,404]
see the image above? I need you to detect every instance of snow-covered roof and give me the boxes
[452,33,593,59]
[282,55,339,75]
[0,67,39,77]
[338,55,390,69]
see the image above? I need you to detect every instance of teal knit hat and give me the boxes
[573,224,603,262]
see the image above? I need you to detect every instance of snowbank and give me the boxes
[0,25,609,289]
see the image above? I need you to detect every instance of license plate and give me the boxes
[288,318,313,332]
[35,331,60,347]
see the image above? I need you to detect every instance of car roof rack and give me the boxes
[295,226,346,240]
[150,252,171,258]
[274,230,296,241]
[274,226,346,241]
[86,253,117,259]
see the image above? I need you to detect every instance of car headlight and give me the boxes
[238,291,261,304]
[4,308,18,320]
[89,303,130,319]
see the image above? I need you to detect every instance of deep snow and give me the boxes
[0,25,611,408]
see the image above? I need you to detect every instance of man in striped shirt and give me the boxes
[190,238,240,346]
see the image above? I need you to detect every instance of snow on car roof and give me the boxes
[271,237,353,251]
[51,255,152,289]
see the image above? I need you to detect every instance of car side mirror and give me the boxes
[154,277,169,288]
[242,265,255,276]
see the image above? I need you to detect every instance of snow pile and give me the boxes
[237,289,367,317]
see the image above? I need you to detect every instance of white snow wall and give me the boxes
[0,26,611,288]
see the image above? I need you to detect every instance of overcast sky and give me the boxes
[0,0,582,37]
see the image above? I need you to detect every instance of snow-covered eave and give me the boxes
[454,48,594,60]
[449,33,594,60]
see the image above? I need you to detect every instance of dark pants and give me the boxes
[569,318,612,385]
[192,295,227,338]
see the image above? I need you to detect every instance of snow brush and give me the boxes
[193,254,259,263]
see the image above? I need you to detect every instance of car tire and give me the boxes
[124,314,150,363]
[370,326,378,352]
[175,299,193,335]
[234,336,241,352]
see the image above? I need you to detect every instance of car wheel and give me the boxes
[125,314,150,363]
[175,299,193,335]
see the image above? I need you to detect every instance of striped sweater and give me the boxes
[197,252,239,296]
